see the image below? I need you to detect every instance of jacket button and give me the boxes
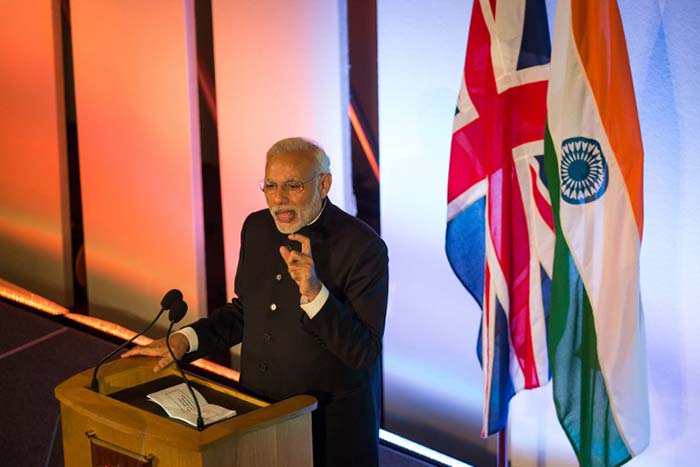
[258,362,268,372]
[263,333,272,342]
[270,303,277,311]
[275,273,282,281]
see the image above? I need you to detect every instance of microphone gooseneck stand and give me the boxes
[90,288,183,392]
[165,299,205,431]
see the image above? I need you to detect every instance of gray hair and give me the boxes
[266,137,331,173]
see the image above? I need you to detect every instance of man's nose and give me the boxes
[271,185,289,203]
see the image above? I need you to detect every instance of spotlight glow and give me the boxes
[379,429,473,467]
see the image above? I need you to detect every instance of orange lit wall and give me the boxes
[0,1,73,306]
[70,0,206,332]
[211,0,353,298]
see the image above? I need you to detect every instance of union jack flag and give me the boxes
[445,0,553,437]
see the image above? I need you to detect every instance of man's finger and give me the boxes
[153,354,174,373]
[279,245,292,264]
[288,233,312,256]
[288,250,312,263]
[282,249,312,269]
[121,344,162,358]
[121,347,139,358]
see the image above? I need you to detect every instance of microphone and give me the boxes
[90,289,183,392]
[165,299,205,430]
[168,299,188,323]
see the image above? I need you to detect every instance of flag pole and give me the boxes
[497,426,508,467]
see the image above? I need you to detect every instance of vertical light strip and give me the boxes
[0,0,73,306]
[71,0,207,332]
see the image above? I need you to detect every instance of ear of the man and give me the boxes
[320,173,332,198]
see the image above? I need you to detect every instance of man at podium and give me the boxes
[123,137,389,467]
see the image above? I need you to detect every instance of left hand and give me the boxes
[279,233,322,302]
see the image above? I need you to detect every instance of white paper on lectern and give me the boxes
[147,382,236,427]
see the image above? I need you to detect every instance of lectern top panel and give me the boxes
[108,375,260,430]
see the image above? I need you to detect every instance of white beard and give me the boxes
[270,194,323,234]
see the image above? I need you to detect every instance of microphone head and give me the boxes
[168,299,188,323]
[160,289,183,309]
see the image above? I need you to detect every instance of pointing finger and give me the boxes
[279,245,292,264]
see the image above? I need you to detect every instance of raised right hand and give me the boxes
[121,333,189,373]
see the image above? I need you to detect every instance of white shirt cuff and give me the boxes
[174,326,199,353]
[300,284,329,319]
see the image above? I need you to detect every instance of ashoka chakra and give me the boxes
[560,136,609,204]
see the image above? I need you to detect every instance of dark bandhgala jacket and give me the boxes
[187,200,389,467]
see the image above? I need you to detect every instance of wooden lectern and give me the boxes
[55,357,317,466]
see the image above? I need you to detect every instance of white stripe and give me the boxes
[512,141,553,385]
[496,64,549,93]
[483,193,526,414]
[447,178,487,221]
[511,140,543,161]
[453,106,479,133]
[481,197,495,436]
[490,0,526,89]
[526,153,554,279]
[531,211,554,278]
[481,263,494,437]
[529,157,552,205]
[453,78,479,133]
[508,343,526,393]
[548,0,649,454]
[456,77,471,113]
[480,0,549,93]
[478,0,497,42]
[484,210,511,316]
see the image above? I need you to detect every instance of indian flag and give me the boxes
[543,0,650,466]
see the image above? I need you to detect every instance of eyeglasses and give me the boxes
[258,173,321,194]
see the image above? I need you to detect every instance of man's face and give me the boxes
[263,151,331,234]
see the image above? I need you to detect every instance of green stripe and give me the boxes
[544,125,632,467]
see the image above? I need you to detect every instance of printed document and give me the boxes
[147,383,236,427]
